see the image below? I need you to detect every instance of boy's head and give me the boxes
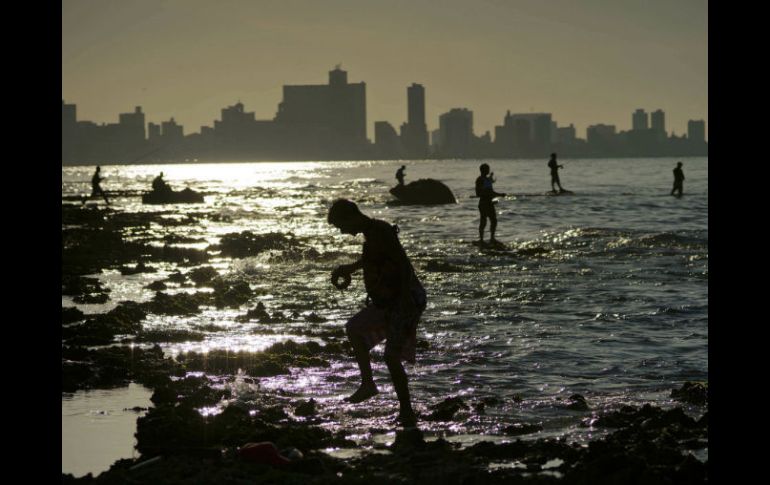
[479,163,490,175]
[328,199,365,235]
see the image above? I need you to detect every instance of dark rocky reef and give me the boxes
[211,231,304,258]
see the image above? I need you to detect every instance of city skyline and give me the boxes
[62,0,708,141]
[62,66,707,164]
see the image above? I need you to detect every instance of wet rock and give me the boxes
[165,271,187,284]
[119,261,157,275]
[143,291,208,315]
[188,266,219,286]
[565,394,590,411]
[211,278,253,308]
[502,422,543,436]
[304,312,326,323]
[671,381,708,406]
[73,292,110,304]
[125,406,150,412]
[144,280,168,291]
[61,344,183,392]
[134,329,206,343]
[150,375,229,408]
[389,179,457,205]
[237,301,271,322]
[425,397,470,422]
[213,231,303,258]
[61,306,85,324]
[62,301,147,346]
[391,427,425,452]
[62,274,109,296]
[176,340,333,378]
[294,399,317,417]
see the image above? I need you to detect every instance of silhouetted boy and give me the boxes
[328,199,426,427]
[91,166,110,205]
[671,162,685,196]
[475,163,505,243]
[548,153,565,193]
[396,165,406,186]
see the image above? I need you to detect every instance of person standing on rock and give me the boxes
[327,199,426,428]
[396,165,406,186]
[475,163,505,243]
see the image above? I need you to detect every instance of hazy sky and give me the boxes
[62,0,708,140]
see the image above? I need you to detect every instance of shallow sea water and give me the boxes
[62,157,707,475]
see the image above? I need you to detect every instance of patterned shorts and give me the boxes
[345,286,426,363]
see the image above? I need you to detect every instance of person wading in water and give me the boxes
[475,163,505,243]
[327,199,426,427]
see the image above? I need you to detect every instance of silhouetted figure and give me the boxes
[90,166,109,205]
[548,153,565,193]
[328,199,426,428]
[396,165,406,186]
[475,163,506,243]
[671,162,685,196]
[152,172,172,193]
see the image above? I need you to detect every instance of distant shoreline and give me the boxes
[62,155,708,167]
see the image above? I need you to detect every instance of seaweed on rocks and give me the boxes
[176,340,335,378]
[62,275,110,297]
[142,291,209,316]
[294,399,317,417]
[237,301,272,322]
[211,278,254,309]
[144,280,168,291]
[425,397,470,422]
[134,329,207,343]
[564,394,590,411]
[61,344,183,392]
[671,381,708,406]
[62,301,147,346]
[187,266,219,286]
[119,261,156,275]
[502,422,544,436]
[61,306,85,324]
[212,231,304,258]
[73,292,110,304]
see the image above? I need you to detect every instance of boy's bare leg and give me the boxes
[385,354,416,426]
[345,333,379,403]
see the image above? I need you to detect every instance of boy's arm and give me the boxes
[344,259,364,273]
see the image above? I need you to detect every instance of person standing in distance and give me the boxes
[475,163,506,243]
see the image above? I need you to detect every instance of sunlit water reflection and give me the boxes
[62,158,707,474]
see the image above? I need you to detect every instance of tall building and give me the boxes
[587,124,616,144]
[438,108,473,157]
[556,124,577,144]
[147,122,161,142]
[687,120,706,142]
[374,121,402,158]
[62,100,77,127]
[275,67,367,147]
[493,111,552,156]
[119,106,146,141]
[651,109,665,133]
[632,109,649,131]
[161,117,184,140]
[401,83,429,157]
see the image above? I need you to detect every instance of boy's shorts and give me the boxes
[345,286,426,363]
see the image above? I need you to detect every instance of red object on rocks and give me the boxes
[238,442,291,466]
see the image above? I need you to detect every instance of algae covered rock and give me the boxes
[671,381,708,406]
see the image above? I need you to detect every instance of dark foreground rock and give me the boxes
[63,368,708,485]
